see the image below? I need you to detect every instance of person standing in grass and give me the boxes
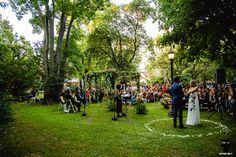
[186,80,201,126]
[169,76,186,129]
[115,84,123,118]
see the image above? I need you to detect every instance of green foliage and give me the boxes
[146,46,171,83]
[175,53,218,82]
[9,0,109,102]
[107,102,115,111]
[135,103,148,114]
[0,92,12,119]
[155,0,236,69]
[86,2,152,72]
[0,17,41,97]
[147,44,218,83]
[178,74,192,87]
[134,96,148,114]
[147,76,165,84]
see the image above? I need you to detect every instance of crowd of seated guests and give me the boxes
[58,82,235,118]
[182,82,236,118]
[59,86,106,112]
[106,83,171,105]
[115,82,236,118]
[140,84,170,103]
[59,87,86,113]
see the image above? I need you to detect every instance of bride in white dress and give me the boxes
[186,80,200,126]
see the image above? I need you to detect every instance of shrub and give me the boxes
[134,96,148,114]
[107,92,115,111]
[135,103,148,114]
[107,102,115,111]
[0,92,12,120]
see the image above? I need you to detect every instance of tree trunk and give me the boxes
[43,4,50,103]
[43,1,58,103]
[59,16,75,86]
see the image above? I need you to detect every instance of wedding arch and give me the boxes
[79,70,140,92]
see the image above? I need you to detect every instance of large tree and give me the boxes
[9,0,108,102]
[86,0,153,72]
[154,0,236,68]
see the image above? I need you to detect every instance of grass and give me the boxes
[0,101,236,157]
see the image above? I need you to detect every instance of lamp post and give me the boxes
[168,47,175,117]
[168,47,175,84]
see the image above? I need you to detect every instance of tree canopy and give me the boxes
[155,0,236,68]
[86,0,153,72]
[0,16,41,97]
[9,0,109,102]
[1,0,236,102]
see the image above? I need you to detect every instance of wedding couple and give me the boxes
[169,76,200,129]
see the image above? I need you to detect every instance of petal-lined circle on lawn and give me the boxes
[144,118,231,138]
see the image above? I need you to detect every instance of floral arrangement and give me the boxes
[134,96,148,114]
[136,96,144,104]
[160,93,171,108]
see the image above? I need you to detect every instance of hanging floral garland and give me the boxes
[144,118,231,138]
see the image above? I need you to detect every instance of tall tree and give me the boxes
[154,0,236,68]
[146,46,170,83]
[87,0,153,72]
[9,0,108,102]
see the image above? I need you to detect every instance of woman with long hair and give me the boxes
[186,80,201,126]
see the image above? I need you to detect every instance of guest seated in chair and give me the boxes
[61,87,80,112]
[130,92,136,105]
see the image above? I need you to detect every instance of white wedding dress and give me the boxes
[186,92,200,125]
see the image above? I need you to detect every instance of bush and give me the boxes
[0,92,12,120]
[107,102,115,111]
[134,96,148,114]
[107,93,115,111]
[135,103,148,114]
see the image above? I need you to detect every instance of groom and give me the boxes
[169,76,186,129]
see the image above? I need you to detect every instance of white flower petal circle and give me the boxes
[144,118,231,138]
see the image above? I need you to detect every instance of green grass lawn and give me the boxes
[0,101,236,157]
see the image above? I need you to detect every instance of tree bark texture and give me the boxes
[42,1,74,103]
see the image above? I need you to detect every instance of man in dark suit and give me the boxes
[169,76,186,129]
